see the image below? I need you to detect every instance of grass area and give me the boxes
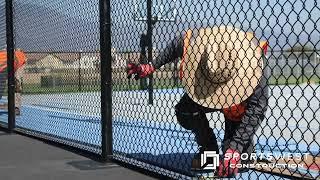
[268,75,320,85]
[113,77,181,91]
[22,84,100,94]
[22,78,181,94]
[20,76,320,95]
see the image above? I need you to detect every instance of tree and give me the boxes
[284,44,315,59]
[285,44,314,52]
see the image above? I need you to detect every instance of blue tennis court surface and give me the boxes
[0,84,318,179]
[0,102,319,179]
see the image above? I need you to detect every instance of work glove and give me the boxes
[260,41,268,55]
[218,148,241,177]
[127,63,155,80]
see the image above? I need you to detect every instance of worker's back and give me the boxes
[0,49,26,73]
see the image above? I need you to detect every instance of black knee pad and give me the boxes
[175,107,201,130]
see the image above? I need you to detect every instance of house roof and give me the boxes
[24,52,100,65]
[24,51,155,68]
[54,53,80,62]
[25,53,49,65]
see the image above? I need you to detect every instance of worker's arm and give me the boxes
[227,62,269,154]
[219,42,269,177]
[151,35,184,69]
[127,35,184,79]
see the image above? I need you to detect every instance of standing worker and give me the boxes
[0,48,26,115]
[127,26,269,177]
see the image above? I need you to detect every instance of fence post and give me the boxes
[139,33,148,90]
[6,0,15,132]
[99,0,113,161]
[147,0,153,105]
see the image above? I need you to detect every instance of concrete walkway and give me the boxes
[0,129,156,180]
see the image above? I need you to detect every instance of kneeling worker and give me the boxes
[127,26,269,177]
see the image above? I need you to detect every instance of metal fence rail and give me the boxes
[0,0,319,179]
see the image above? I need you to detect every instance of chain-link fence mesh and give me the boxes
[10,0,102,153]
[111,0,320,179]
[0,0,319,179]
[0,1,5,49]
[268,50,320,85]
[0,0,8,127]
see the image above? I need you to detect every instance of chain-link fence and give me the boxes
[22,52,100,94]
[111,0,320,179]
[0,1,5,49]
[268,50,320,85]
[0,0,319,179]
[1,0,104,154]
[0,0,8,128]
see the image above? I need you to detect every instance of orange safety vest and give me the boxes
[179,30,268,122]
[0,49,26,73]
[222,102,247,121]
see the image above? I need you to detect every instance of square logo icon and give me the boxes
[201,151,219,170]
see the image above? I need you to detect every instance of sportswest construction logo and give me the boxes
[201,151,220,170]
[201,151,309,170]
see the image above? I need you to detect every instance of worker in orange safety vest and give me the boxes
[127,26,269,177]
[0,48,27,115]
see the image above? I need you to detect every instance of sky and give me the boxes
[0,0,319,52]
[112,0,320,51]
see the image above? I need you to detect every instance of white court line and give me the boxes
[23,105,101,119]
[23,105,175,126]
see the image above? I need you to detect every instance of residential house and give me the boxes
[70,54,100,69]
[25,53,65,73]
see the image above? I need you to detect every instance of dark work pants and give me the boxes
[175,93,254,155]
